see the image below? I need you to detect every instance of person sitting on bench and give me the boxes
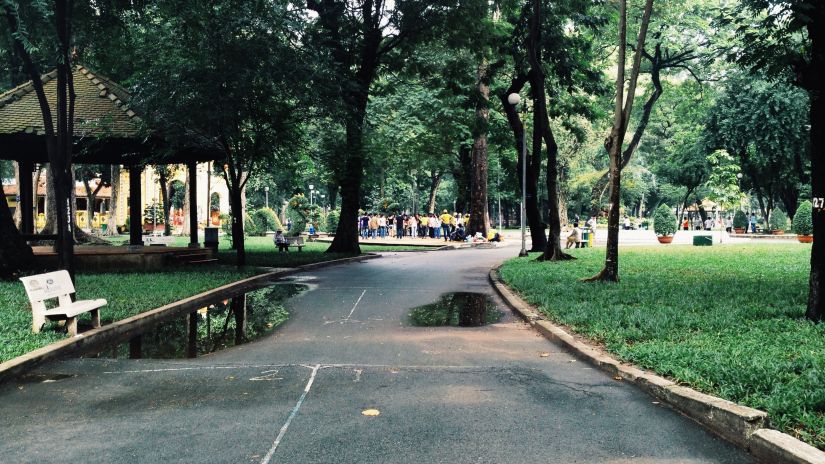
[565,226,581,249]
[274,230,288,252]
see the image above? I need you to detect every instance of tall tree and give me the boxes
[586,0,655,282]
[731,0,824,321]
[134,0,304,265]
[306,0,461,253]
[3,0,77,277]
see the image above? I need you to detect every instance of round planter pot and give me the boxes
[657,236,674,244]
[734,228,745,234]
[798,235,813,243]
[771,230,784,235]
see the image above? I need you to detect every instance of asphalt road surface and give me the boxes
[0,245,754,463]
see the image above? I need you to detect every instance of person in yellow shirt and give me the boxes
[439,210,453,241]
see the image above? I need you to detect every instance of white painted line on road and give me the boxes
[261,364,321,464]
[102,362,500,375]
[343,289,367,322]
[103,365,282,374]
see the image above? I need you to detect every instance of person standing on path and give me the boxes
[396,213,405,239]
[440,210,453,241]
[408,214,418,238]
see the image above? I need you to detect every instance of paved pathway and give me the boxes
[0,245,754,463]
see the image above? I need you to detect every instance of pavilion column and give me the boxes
[18,161,34,235]
[188,161,199,247]
[129,165,143,247]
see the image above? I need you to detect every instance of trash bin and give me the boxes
[693,235,713,246]
[204,227,219,250]
[580,232,590,248]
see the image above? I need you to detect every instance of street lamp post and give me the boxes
[264,186,269,209]
[508,92,528,257]
[309,184,315,206]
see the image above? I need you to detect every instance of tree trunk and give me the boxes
[500,74,546,251]
[229,184,245,266]
[12,162,21,228]
[181,176,191,236]
[426,171,442,214]
[43,165,58,234]
[0,185,33,279]
[586,0,656,282]
[805,7,824,321]
[158,167,172,236]
[106,165,120,235]
[328,115,365,254]
[527,0,572,262]
[468,60,491,237]
[452,145,472,213]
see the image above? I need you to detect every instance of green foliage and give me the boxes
[219,213,231,236]
[733,210,749,229]
[0,268,260,363]
[652,204,677,236]
[793,201,813,236]
[500,245,822,449]
[286,194,310,237]
[143,202,164,225]
[243,213,257,236]
[769,209,789,232]
[705,74,809,216]
[326,209,340,234]
[251,208,282,236]
[170,180,185,209]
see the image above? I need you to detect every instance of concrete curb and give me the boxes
[489,268,825,464]
[0,253,380,384]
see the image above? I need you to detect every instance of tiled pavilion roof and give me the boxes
[0,65,139,138]
[0,65,222,164]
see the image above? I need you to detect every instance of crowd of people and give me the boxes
[357,210,500,243]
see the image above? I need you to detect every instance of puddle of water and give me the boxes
[95,283,307,360]
[408,292,502,327]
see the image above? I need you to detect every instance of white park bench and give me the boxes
[19,270,107,336]
[143,234,175,246]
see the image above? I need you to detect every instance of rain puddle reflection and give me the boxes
[408,292,502,327]
[97,283,306,359]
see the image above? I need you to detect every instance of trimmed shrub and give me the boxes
[652,204,677,236]
[793,201,813,236]
[219,213,231,236]
[326,209,340,234]
[243,213,257,236]
[286,194,309,237]
[733,210,748,229]
[769,210,788,232]
[252,207,283,236]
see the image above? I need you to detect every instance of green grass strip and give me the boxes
[499,244,824,450]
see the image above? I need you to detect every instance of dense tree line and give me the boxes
[0,0,821,320]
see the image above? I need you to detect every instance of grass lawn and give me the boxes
[2,235,431,365]
[0,267,260,364]
[499,244,824,450]
[105,235,436,267]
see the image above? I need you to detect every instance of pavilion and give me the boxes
[0,65,224,250]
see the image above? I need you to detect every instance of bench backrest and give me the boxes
[286,237,304,245]
[19,270,75,308]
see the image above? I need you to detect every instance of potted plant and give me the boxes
[653,204,677,244]
[793,201,813,243]
[769,210,788,235]
[732,210,748,234]
[143,202,165,233]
